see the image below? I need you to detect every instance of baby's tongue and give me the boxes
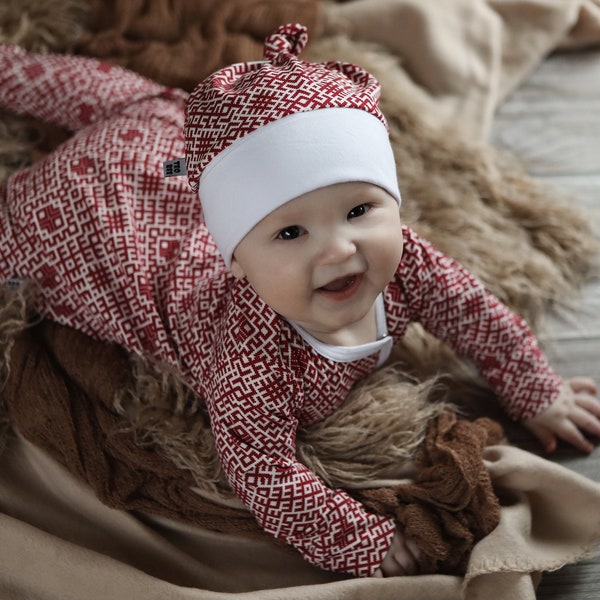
[321,276,354,292]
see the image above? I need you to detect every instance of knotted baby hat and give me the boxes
[184,23,401,266]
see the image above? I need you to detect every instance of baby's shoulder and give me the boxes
[217,279,284,348]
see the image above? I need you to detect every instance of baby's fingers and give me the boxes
[568,376,598,396]
[377,528,421,577]
[525,420,558,454]
[549,396,600,453]
[573,395,600,438]
[388,539,419,575]
[555,418,595,454]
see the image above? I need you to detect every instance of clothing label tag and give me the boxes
[163,157,187,177]
[6,277,23,289]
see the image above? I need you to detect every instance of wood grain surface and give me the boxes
[491,49,600,600]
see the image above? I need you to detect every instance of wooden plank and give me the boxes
[491,49,600,600]
[493,51,600,178]
[537,559,600,600]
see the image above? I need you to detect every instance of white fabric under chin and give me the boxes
[287,294,392,368]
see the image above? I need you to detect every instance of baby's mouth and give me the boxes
[318,275,358,293]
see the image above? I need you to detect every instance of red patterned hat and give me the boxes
[184,23,401,265]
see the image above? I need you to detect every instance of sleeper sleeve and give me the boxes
[204,347,395,577]
[0,44,174,131]
[394,226,562,420]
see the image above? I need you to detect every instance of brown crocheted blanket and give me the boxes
[75,0,322,91]
[356,413,503,574]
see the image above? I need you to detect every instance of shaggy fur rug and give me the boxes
[0,0,598,495]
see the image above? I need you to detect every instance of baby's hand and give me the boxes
[372,526,420,577]
[522,377,600,454]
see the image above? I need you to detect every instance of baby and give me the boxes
[1,23,599,578]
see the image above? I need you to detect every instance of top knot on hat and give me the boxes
[183,23,400,266]
[184,23,388,194]
[262,22,309,60]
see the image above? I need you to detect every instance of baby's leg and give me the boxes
[0,44,172,132]
[0,47,196,362]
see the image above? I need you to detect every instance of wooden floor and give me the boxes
[490,49,600,599]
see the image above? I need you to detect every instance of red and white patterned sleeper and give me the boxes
[0,45,562,577]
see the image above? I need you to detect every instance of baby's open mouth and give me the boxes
[318,275,358,293]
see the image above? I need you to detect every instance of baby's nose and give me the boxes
[317,235,357,265]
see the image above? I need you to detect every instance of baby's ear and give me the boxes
[230,257,246,279]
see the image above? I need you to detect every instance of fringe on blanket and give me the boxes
[0,0,89,52]
[0,282,38,454]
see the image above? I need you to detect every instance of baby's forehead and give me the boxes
[273,182,349,207]
[261,182,390,221]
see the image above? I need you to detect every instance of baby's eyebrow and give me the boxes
[272,214,304,227]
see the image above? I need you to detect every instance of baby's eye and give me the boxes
[277,225,305,240]
[347,204,370,219]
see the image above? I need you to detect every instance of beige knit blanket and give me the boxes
[2,426,600,599]
[323,0,600,140]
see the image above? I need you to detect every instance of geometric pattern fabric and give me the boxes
[0,45,561,577]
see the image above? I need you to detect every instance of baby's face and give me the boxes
[230,182,403,345]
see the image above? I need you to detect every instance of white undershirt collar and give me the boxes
[287,294,392,368]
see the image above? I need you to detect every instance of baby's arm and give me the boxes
[205,345,398,577]
[1,44,190,363]
[0,44,169,131]
[523,377,600,453]
[397,226,600,452]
